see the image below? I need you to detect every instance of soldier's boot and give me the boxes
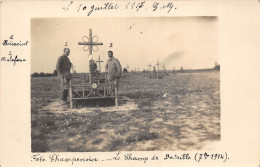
[63,89,69,101]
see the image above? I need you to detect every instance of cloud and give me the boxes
[162,51,184,65]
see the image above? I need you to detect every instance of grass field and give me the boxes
[31,71,220,152]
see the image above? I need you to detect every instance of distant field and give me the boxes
[31,71,220,152]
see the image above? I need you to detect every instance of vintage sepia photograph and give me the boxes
[31,17,220,152]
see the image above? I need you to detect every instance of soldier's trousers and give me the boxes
[62,89,69,101]
[107,79,119,96]
[60,76,70,101]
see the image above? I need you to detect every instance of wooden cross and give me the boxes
[155,60,160,71]
[148,63,152,71]
[96,55,104,72]
[78,29,103,55]
[162,64,166,71]
[78,29,103,83]
[155,60,160,79]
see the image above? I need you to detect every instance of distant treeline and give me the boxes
[31,65,220,77]
[31,70,58,77]
[176,64,220,73]
[176,68,219,73]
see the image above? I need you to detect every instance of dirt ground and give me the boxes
[31,71,220,152]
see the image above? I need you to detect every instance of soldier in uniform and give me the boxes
[105,50,122,89]
[89,59,98,76]
[56,48,72,102]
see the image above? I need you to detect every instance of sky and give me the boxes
[31,17,218,73]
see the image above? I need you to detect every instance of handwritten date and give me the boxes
[194,152,229,163]
[63,1,119,16]
[62,1,177,15]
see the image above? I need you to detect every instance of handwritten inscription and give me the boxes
[112,151,121,160]
[1,35,28,66]
[31,154,46,162]
[164,153,191,160]
[194,152,229,163]
[2,40,29,46]
[31,152,230,165]
[1,51,26,66]
[62,1,177,16]
[2,35,29,46]
[78,3,119,16]
[125,1,146,11]
[152,2,175,13]
[49,153,99,165]
[124,153,148,163]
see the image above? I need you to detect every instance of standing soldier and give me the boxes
[105,50,122,89]
[56,48,72,103]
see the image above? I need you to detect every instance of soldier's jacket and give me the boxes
[56,55,72,77]
[105,57,122,81]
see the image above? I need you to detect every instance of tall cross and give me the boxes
[78,29,103,84]
[78,29,103,55]
[162,64,166,71]
[96,55,104,72]
[148,63,152,71]
[155,60,160,79]
[156,60,160,71]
